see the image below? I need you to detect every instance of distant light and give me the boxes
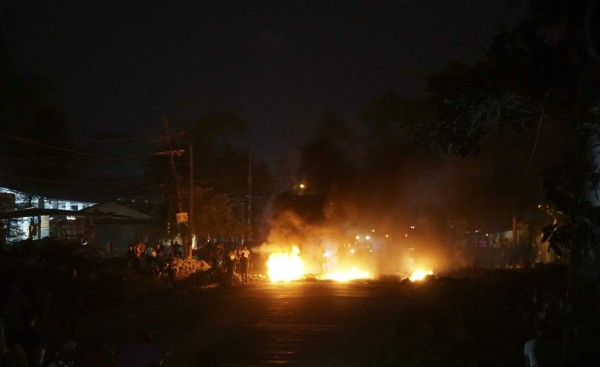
[405,234,408,237]
[67,216,76,221]
[356,235,360,240]
[299,183,305,189]
[350,249,356,254]
[410,225,415,229]
[365,235,370,240]
[371,229,375,233]
[385,234,389,238]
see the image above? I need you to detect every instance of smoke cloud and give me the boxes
[259,114,572,277]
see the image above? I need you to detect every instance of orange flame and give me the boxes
[267,246,304,282]
[266,245,373,282]
[409,269,433,282]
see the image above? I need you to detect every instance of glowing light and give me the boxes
[267,246,304,282]
[409,269,433,282]
[320,268,372,282]
[365,235,370,240]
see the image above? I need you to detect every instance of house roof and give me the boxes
[0,201,153,222]
[0,208,78,220]
[80,201,152,220]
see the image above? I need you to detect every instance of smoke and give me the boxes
[258,113,570,277]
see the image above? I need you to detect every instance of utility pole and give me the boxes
[189,142,194,258]
[156,117,187,253]
[247,152,252,242]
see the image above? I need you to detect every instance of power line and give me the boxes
[0,172,142,185]
[72,134,162,143]
[0,132,131,162]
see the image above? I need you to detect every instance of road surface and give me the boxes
[75,280,408,366]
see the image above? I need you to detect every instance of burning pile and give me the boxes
[266,246,304,282]
[261,239,434,283]
[265,244,374,282]
[259,164,444,283]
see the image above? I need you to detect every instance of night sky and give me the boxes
[1,1,523,161]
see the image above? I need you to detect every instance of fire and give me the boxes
[267,246,304,282]
[320,268,372,282]
[266,245,373,282]
[409,269,433,282]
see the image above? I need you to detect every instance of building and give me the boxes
[0,188,153,254]
[0,186,96,244]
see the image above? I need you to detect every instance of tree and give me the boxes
[143,111,275,251]
[190,187,245,243]
[363,1,600,365]
[185,112,275,244]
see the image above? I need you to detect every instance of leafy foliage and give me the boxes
[0,218,25,245]
[142,111,274,244]
[363,3,600,363]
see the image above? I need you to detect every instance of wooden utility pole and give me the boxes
[156,117,187,252]
[247,152,252,242]
[189,142,194,258]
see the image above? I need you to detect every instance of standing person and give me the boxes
[216,244,224,270]
[155,243,164,259]
[116,330,163,367]
[178,242,184,258]
[240,246,250,284]
[127,245,136,270]
[14,309,45,367]
[135,241,146,271]
[225,250,237,286]
[106,238,114,258]
[52,267,82,349]
[0,315,29,367]
[146,245,157,275]
[172,241,182,259]
[1,281,33,367]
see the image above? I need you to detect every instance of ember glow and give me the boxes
[409,269,433,282]
[319,268,372,282]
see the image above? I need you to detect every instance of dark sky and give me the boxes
[2,1,522,162]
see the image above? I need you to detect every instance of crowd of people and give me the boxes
[194,243,252,285]
[125,241,169,275]
[0,239,255,366]
[121,239,255,286]
[0,266,82,366]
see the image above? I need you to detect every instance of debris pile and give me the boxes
[168,258,211,281]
